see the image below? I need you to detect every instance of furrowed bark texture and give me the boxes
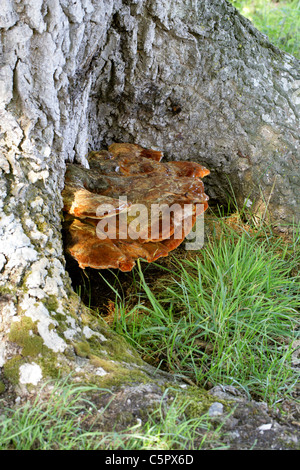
[0,0,299,392]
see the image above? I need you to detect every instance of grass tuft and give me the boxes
[0,379,227,450]
[229,0,300,58]
[0,378,112,450]
[110,217,300,406]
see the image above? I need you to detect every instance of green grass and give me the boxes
[79,393,229,451]
[0,378,108,450]
[229,0,300,58]
[0,378,227,450]
[1,218,299,449]
[111,218,300,406]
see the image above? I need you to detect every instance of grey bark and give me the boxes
[0,0,299,393]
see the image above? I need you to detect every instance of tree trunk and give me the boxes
[0,0,299,401]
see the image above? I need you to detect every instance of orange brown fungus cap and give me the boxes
[63,143,209,271]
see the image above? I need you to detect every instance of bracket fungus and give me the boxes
[62,143,210,272]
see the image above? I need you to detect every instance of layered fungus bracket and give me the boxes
[62,143,210,272]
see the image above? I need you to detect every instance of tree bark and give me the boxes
[0,0,299,399]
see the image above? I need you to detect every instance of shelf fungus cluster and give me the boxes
[62,143,210,272]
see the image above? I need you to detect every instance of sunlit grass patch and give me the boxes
[0,379,227,450]
[230,0,300,58]
[110,218,300,406]
[0,378,111,450]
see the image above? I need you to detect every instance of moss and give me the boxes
[100,367,152,389]
[3,356,24,385]
[39,351,65,379]
[93,330,143,365]
[80,311,93,326]
[89,355,124,374]
[9,317,47,357]
[63,346,76,361]
[168,384,230,418]
[113,410,136,428]
[43,295,59,313]
[8,316,62,383]
[75,304,144,366]
[49,312,70,339]
[74,341,91,358]
[104,342,143,365]
[0,381,6,394]
[35,219,48,233]
[64,293,82,318]
[9,316,37,340]
[22,336,45,357]
[0,286,16,295]
[52,312,67,324]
